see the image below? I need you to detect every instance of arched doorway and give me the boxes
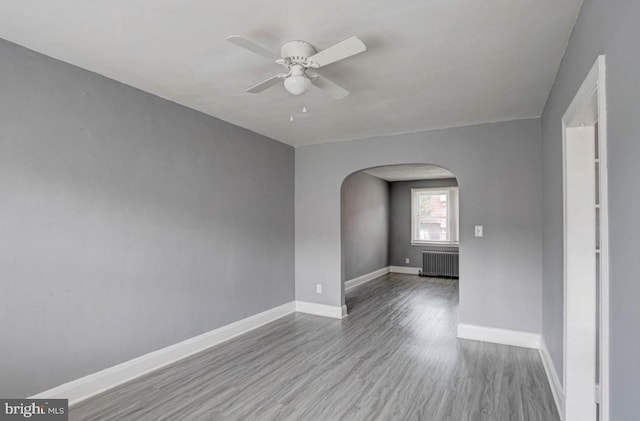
[340,164,460,314]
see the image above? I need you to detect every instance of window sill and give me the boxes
[410,242,459,248]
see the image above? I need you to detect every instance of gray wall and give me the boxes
[389,178,459,267]
[0,39,294,397]
[295,119,542,334]
[540,0,640,417]
[341,172,390,282]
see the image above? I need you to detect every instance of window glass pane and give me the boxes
[417,191,448,241]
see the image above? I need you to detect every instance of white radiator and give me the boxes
[420,250,459,278]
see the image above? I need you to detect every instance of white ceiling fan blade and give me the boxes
[310,75,350,99]
[246,75,283,93]
[308,36,366,68]
[226,35,279,60]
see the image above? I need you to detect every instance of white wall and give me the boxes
[295,119,542,333]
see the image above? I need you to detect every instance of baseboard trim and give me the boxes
[295,300,346,319]
[345,266,390,291]
[389,266,421,275]
[30,301,296,406]
[456,323,541,349]
[539,338,565,419]
[457,324,564,418]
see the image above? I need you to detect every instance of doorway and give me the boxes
[562,55,609,421]
[340,164,460,313]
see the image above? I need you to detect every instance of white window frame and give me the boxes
[410,187,459,246]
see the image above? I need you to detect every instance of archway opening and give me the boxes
[340,164,460,313]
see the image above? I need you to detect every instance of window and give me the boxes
[411,187,459,245]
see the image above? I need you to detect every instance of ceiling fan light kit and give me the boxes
[226,35,366,99]
[283,65,311,95]
[283,75,310,95]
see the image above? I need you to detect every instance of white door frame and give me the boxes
[562,55,609,421]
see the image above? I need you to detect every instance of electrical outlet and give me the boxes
[316,284,322,294]
[475,225,484,237]
[405,258,410,264]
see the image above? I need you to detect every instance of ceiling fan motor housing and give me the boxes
[280,41,317,64]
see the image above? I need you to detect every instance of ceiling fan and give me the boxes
[226,35,366,99]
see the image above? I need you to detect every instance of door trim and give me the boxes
[561,55,609,421]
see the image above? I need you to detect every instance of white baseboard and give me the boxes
[456,323,541,349]
[457,324,565,417]
[30,301,296,406]
[295,300,346,319]
[540,338,565,419]
[345,266,390,291]
[389,266,421,275]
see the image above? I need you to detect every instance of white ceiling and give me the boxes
[364,164,455,182]
[0,0,582,147]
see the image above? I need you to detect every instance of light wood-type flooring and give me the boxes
[70,274,559,420]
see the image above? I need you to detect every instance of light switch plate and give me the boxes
[475,225,484,237]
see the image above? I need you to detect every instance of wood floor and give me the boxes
[70,274,559,421]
